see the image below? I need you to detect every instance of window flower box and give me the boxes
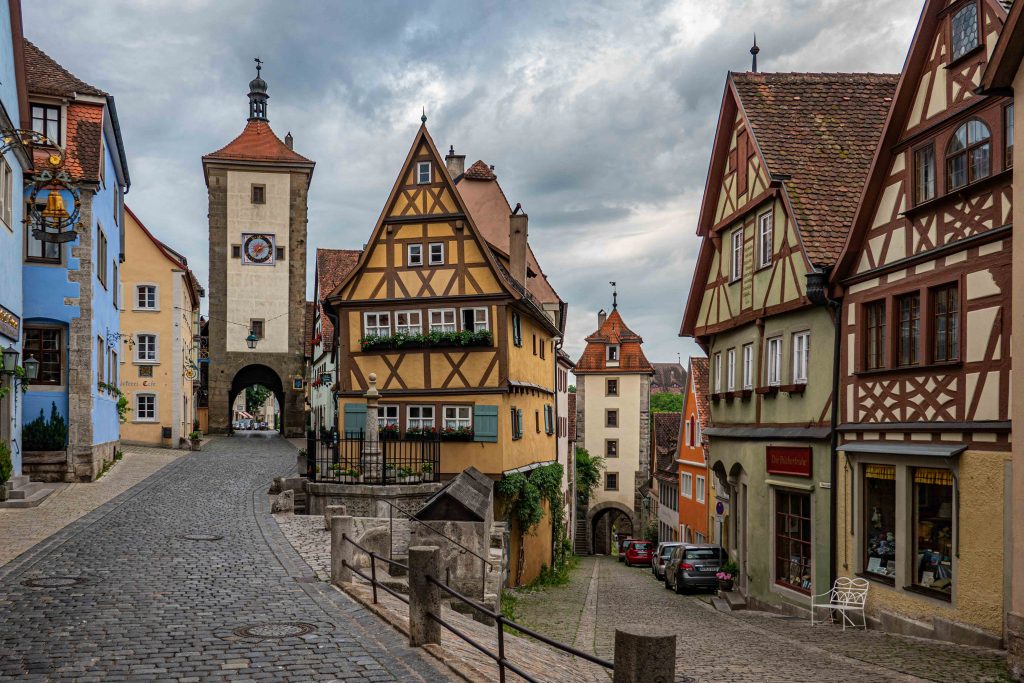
[405,427,439,441]
[780,383,807,395]
[359,330,492,352]
[755,385,779,396]
[379,424,400,440]
[439,427,474,441]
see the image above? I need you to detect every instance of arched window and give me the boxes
[946,119,991,190]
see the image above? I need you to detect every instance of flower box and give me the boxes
[439,427,474,441]
[359,330,492,352]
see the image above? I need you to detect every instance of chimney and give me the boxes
[445,145,465,178]
[598,309,607,327]
[509,209,528,285]
[285,132,294,150]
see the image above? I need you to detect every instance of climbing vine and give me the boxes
[497,462,565,585]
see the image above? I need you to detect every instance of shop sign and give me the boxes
[0,303,20,341]
[766,446,812,478]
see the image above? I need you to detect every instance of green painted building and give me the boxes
[680,71,897,613]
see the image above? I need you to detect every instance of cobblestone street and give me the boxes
[515,556,1010,682]
[0,435,447,682]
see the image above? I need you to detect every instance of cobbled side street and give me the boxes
[0,435,447,682]
[515,556,1010,683]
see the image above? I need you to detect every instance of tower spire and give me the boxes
[421,106,427,124]
[610,281,618,310]
[750,34,760,73]
[248,57,269,122]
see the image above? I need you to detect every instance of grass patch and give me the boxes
[500,589,522,634]
[527,554,579,589]
[95,450,125,480]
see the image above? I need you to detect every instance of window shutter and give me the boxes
[512,313,522,347]
[544,405,552,434]
[473,405,498,442]
[516,409,524,439]
[342,403,367,437]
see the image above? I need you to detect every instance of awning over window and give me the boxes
[503,460,557,476]
[837,441,967,458]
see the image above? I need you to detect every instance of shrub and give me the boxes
[0,442,12,485]
[22,402,67,451]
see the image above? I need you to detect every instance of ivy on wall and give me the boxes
[497,462,565,586]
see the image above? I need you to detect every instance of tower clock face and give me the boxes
[242,233,275,265]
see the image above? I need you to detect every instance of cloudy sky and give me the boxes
[26,0,921,365]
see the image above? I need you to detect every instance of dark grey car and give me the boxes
[664,544,728,593]
[651,542,681,580]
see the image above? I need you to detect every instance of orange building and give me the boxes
[677,357,710,543]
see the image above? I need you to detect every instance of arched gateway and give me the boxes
[201,65,314,437]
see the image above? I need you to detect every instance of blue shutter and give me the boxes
[473,405,498,442]
[343,403,367,438]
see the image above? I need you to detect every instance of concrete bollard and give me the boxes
[324,504,347,530]
[331,515,355,585]
[612,625,676,683]
[408,545,442,647]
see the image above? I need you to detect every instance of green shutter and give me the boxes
[512,312,522,347]
[343,403,367,437]
[543,405,552,434]
[516,408,524,439]
[473,405,499,442]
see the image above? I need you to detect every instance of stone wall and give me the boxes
[67,190,96,482]
[306,480,442,517]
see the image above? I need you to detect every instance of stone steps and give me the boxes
[574,517,590,555]
[0,478,62,508]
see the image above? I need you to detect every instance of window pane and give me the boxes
[913,468,954,594]
[914,146,934,203]
[969,143,990,182]
[774,490,812,593]
[947,154,967,189]
[863,465,896,578]
[951,4,979,61]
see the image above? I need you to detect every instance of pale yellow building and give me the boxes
[119,207,203,447]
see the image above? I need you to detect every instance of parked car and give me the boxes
[651,542,682,579]
[664,544,728,593]
[624,540,654,567]
[617,537,636,562]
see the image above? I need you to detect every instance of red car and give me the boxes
[624,540,654,567]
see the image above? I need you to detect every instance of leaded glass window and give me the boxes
[951,4,979,61]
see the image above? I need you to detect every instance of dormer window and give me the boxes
[950,3,979,62]
[946,119,990,191]
[31,104,60,144]
[606,344,619,363]
[417,161,431,184]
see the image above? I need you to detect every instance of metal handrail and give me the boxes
[426,574,613,683]
[384,498,494,570]
[341,532,411,606]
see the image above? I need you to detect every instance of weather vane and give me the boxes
[254,56,263,75]
[610,281,618,310]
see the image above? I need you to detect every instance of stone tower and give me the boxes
[201,63,314,437]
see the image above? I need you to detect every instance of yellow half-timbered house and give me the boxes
[324,123,566,585]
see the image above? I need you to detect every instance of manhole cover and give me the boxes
[21,576,88,588]
[177,534,224,541]
[232,622,317,640]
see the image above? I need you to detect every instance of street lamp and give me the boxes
[23,355,39,381]
[1,344,17,374]
[246,330,259,350]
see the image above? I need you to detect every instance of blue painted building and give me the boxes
[0,3,30,485]
[20,40,129,482]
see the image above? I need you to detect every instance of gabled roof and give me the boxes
[574,309,654,374]
[732,72,898,266]
[204,120,314,166]
[304,301,316,358]
[125,205,203,308]
[315,248,361,354]
[652,362,686,389]
[689,357,711,433]
[23,40,106,98]
[983,0,1024,90]
[654,412,682,473]
[834,0,1009,281]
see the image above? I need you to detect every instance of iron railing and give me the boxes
[337,532,612,683]
[307,433,440,485]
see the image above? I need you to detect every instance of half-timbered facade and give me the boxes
[681,71,897,613]
[832,0,1013,647]
[324,124,566,585]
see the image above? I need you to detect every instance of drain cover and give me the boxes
[232,622,317,640]
[177,534,224,541]
[21,576,88,588]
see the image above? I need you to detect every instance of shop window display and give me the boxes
[774,490,812,593]
[913,468,954,596]
[863,465,896,580]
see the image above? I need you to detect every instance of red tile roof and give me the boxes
[689,357,710,435]
[315,248,361,354]
[568,392,577,442]
[304,301,316,358]
[654,412,682,473]
[23,40,106,98]
[463,159,496,180]
[574,309,654,374]
[204,120,314,165]
[732,72,897,266]
[651,362,686,392]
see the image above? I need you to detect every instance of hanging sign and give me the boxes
[0,303,20,341]
[766,446,813,478]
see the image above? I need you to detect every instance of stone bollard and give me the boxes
[408,546,442,647]
[271,489,294,514]
[331,515,355,585]
[324,504,347,530]
[612,625,676,683]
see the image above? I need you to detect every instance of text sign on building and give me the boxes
[0,303,20,341]
[766,446,812,478]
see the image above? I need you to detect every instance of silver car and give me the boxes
[651,542,682,580]
[664,544,728,594]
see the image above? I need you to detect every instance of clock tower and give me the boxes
[202,62,314,436]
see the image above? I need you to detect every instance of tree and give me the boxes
[568,385,576,393]
[574,446,605,503]
[650,392,683,413]
[246,384,273,413]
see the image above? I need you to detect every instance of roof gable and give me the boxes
[203,119,314,167]
[574,309,654,374]
[314,248,361,354]
[23,39,105,98]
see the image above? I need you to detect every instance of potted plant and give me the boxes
[439,426,474,441]
[420,461,434,479]
[397,465,418,483]
[188,431,202,451]
[379,423,400,440]
[0,442,12,502]
[717,561,739,592]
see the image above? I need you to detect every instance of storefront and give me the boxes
[835,441,1007,644]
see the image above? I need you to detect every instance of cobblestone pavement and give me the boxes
[515,556,1010,682]
[0,445,183,567]
[0,435,448,682]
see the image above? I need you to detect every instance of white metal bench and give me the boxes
[810,577,869,630]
